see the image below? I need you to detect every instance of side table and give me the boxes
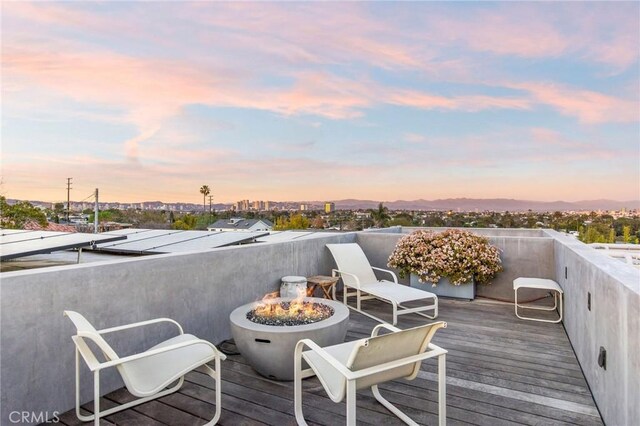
[513,277,563,323]
[306,275,340,300]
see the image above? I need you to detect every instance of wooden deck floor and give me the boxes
[56,298,603,426]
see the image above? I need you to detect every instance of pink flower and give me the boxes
[388,229,503,286]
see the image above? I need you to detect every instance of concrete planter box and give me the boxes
[410,274,476,300]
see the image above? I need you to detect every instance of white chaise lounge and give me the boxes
[64,311,226,425]
[294,321,448,425]
[326,243,438,325]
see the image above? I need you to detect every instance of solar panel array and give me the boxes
[0,230,127,260]
[1,228,342,260]
[93,229,269,254]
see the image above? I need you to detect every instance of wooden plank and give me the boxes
[388,378,602,426]
[107,388,209,425]
[161,390,262,426]
[78,396,164,426]
[418,371,600,418]
[421,360,591,396]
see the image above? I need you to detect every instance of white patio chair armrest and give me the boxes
[428,342,448,355]
[371,323,402,337]
[72,335,102,371]
[332,269,362,288]
[98,318,184,335]
[295,339,357,380]
[350,349,445,380]
[98,338,226,371]
[371,266,398,283]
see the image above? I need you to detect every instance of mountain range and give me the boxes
[325,198,640,212]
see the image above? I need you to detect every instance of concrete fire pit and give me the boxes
[230,297,349,381]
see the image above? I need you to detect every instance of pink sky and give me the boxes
[2,2,638,203]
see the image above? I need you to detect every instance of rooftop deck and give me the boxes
[56,298,603,426]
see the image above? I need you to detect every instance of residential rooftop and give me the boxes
[0,227,637,425]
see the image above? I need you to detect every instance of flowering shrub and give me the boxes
[388,229,503,286]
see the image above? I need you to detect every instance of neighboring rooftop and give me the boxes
[208,218,273,232]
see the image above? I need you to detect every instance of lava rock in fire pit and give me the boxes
[247,301,334,326]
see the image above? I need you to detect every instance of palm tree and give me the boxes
[370,202,390,228]
[199,185,210,212]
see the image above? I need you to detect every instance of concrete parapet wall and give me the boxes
[544,229,640,426]
[0,233,355,424]
[403,226,546,237]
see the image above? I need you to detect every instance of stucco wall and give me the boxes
[544,230,640,426]
[0,233,355,424]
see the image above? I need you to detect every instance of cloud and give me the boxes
[512,82,638,124]
[421,2,639,71]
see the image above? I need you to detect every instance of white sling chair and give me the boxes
[64,311,226,425]
[295,321,447,426]
[327,243,438,325]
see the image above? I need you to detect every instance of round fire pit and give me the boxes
[230,297,349,381]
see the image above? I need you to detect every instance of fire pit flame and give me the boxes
[248,289,334,326]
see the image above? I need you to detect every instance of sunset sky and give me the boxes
[2,2,639,204]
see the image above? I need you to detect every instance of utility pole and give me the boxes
[66,178,73,223]
[94,188,99,233]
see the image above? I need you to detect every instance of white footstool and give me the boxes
[513,278,563,323]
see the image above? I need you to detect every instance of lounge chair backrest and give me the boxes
[349,321,446,389]
[326,243,379,289]
[64,310,119,361]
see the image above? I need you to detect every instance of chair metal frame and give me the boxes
[294,322,447,426]
[65,312,225,425]
[332,267,438,325]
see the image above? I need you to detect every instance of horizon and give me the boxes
[9,195,639,209]
[2,2,639,204]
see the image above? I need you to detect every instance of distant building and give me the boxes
[208,218,273,232]
[264,201,271,210]
[324,202,335,213]
[252,200,265,211]
[300,204,309,211]
[68,214,89,225]
[235,200,250,211]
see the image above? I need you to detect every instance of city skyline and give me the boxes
[2,2,639,204]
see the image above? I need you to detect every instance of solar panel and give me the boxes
[95,229,184,249]
[146,231,269,253]
[0,229,34,237]
[92,228,269,254]
[0,231,68,244]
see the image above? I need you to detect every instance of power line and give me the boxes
[78,192,95,202]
